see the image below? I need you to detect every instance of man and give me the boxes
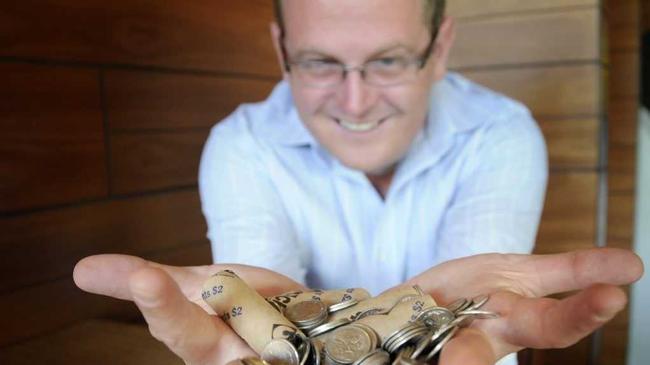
[73,1,643,364]
[199,1,546,295]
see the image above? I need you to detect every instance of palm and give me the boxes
[404,248,643,363]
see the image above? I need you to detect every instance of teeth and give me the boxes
[338,119,380,132]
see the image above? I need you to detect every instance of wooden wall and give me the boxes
[0,1,638,364]
[446,1,637,364]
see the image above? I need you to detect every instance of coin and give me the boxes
[468,294,490,310]
[352,348,390,365]
[308,318,352,338]
[424,326,458,361]
[325,325,374,364]
[261,339,301,365]
[329,299,360,313]
[415,307,454,329]
[285,300,328,329]
[444,298,470,314]
[455,309,499,319]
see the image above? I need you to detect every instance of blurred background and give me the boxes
[0,1,646,364]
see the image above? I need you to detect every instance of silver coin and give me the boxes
[261,339,301,365]
[445,298,470,314]
[325,325,374,364]
[329,299,360,313]
[415,307,455,329]
[286,300,328,327]
[241,358,272,365]
[468,294,490,310]
[424,326,458,361]
[308,318,352,338]
[386,325,428,354]
[352,348,390,365]
[455,309,499,319]
[349,323,379,350]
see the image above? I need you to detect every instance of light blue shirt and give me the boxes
[199,72,548,296]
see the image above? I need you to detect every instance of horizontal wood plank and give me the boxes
[539,118,599,168]
[450,8,599,68]
[461,64,601,119]
[0,190,207,294]
[110,131,208,195]
[0,0,277,75]
[0,320,181,365]
[447,0,596,19]
[535,172,598,254]
[0,242,210,347]
[105,70,277,130]
[0,63,107,213]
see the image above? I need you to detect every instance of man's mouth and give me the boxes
[335,118,385,132]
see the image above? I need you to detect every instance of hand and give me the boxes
[73,254,306,365]
[403,247,644,365]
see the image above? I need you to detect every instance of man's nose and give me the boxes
[336,69,378,118]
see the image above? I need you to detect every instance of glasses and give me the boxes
[280,30,437,88]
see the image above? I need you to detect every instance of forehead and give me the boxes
[282,0,428,55]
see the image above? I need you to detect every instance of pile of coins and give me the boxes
[202,270,498,365]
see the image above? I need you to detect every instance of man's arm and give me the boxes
[199,118,307,282]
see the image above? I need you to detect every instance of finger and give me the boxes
[129,266,256,364]
[495,284,627,349]
[439,327,495,365]
[528,248,643,297]
[74,254,307,302]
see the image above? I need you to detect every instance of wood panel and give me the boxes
[539,118,599,168]
[609,99,639,145]
[0,320,181,365]
[462,64,600,119]
[447,0,596,19]
[0,63,107,213]
[110,131,208,194]
[450,8,599,68]
[0,242,210,347]
[609,50,640,98]
[0,0,277,76]
[105,70,276,130]
[607,192,636,241]
[604,0,640,52]
[535,172,598,254]
[609,143,637,193]
[0,190,206,294]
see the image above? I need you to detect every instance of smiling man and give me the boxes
[199,1,546,362]
[200,0,547,292]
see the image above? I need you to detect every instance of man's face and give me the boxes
[276,0,451,176]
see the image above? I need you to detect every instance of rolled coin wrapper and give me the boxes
[328,286,425,322]
[356,295,435,343]
[266,288,371,313]
[202,270,305,353]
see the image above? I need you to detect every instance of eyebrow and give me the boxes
[291,43,418,61]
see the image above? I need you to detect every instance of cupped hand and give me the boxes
[73,255,306,365]
[403,248,644,365]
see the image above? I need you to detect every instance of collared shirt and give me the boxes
[199,72,548,296]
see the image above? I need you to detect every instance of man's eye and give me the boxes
[370,58,408,69]
[299,60,338,70]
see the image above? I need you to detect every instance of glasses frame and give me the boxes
[278,23,440,87]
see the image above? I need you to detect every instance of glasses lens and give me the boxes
[293,60,343,87]
[365,58,417,86]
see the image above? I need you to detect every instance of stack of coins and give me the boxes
[203,271,497,365]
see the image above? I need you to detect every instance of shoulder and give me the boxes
[436,72,536,134]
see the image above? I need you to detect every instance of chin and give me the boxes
[338,155,395,176]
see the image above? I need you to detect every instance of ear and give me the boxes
[431,16,456,81]
[270,22,290,80]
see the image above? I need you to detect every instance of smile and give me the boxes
[336,118,385,132]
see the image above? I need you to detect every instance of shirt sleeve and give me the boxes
[434,108,548,262]
[198,115,308,284]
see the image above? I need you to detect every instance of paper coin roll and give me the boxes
[202,270,305,353]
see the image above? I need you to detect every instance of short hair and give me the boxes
[273,0,446,38]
